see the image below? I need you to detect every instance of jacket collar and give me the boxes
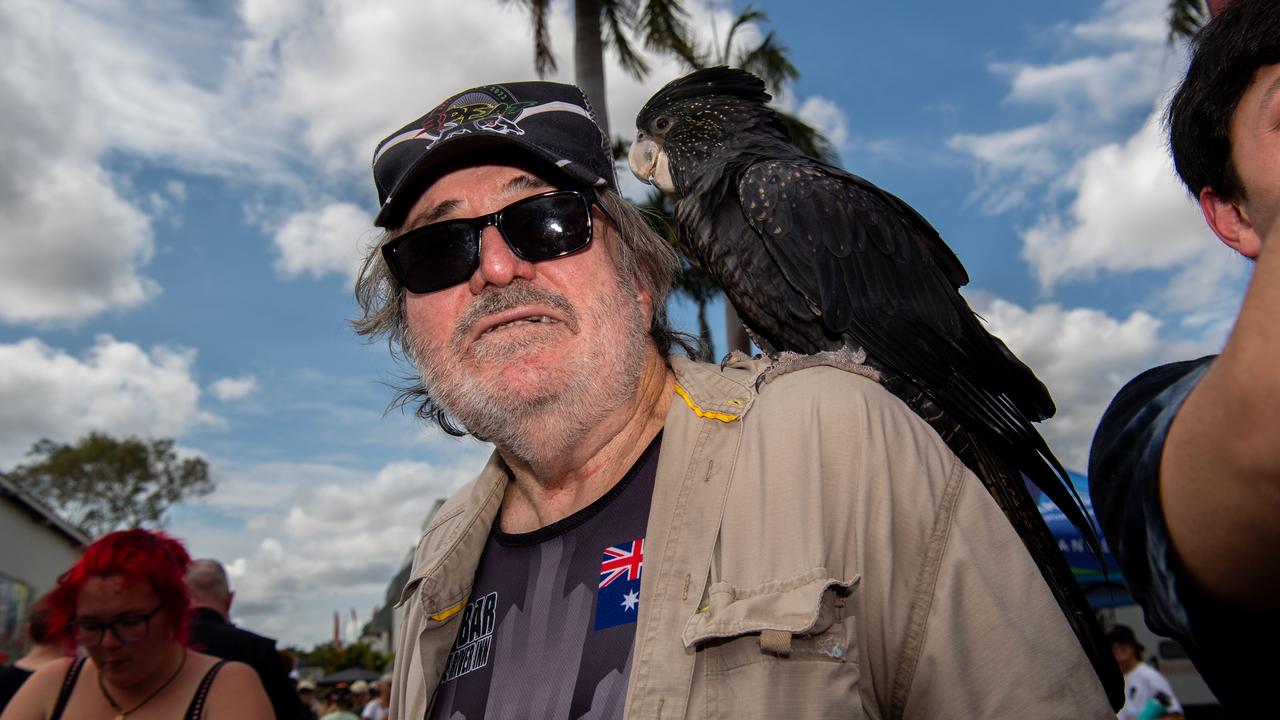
[401,355,766,616]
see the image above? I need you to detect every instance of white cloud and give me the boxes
[947,122,1062,213]
[2,0,855,296]
[1071,0,1169,45]
[0,158,159,324]
[795,95,850,150]
[272,202,377,282]
[999,49,1169,124]
[0,0,272,325]
[971,295,1218,471]
[210,375,259,402]
[180,453,485,642]
[947,0,1184,214]
[1020,106,1249,309]
[0,336,220,466]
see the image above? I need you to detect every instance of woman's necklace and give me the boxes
[98,647,187,720]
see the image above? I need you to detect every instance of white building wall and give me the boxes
[0,497,82,597]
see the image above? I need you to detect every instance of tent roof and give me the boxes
[318,667,382,684]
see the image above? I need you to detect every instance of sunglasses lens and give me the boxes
[503,193,592,260]
[385,191,595,294]
[389,222,480,293]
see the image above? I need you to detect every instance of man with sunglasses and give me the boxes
[355,80,1112,719]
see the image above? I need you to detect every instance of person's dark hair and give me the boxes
[43,529,193,650]
[1106,624,1146,661]
[25,596,55,645]
[1167,0,1280,201]
[353,185,698,436]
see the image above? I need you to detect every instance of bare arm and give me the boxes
[201,661,274,720]
[0,658,72,720]
[1161,224,1280,609]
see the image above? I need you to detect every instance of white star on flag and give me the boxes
[621,589,639,611]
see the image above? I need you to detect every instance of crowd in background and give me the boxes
[0,529,389,720]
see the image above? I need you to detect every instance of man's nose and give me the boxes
[469,224,536,292]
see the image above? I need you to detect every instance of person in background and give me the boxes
[1108,626,1183,720]
[320,688,358,720]
[0,529,271,720]
[185,558,308,720]
[348,679,369,712]
[360,677,389,720]
[297,679,320,720]
[1088,0,1280,711]
[0,601,62,714]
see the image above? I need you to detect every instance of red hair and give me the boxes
[45,529,194,650]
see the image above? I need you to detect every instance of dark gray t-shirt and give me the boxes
[429,434,660,720]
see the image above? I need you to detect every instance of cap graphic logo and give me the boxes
[373,85,597,169]
[417,88,537,140]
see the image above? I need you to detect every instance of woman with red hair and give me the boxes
[1,529,271,720]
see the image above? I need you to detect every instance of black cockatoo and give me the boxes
[631,66,1122,707]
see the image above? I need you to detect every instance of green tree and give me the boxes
[2,432,213,538]
[502,0,697,138]
[294,641,391,675]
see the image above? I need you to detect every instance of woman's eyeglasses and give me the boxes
[381,188,610,294]
[68,604,165,647]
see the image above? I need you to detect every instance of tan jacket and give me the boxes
[389,355,1112,719]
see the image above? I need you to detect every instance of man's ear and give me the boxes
[1199,186,1264,258]
[226,589,235,615]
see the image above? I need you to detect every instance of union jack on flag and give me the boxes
[595,538,645,631]
[599,538,644,588]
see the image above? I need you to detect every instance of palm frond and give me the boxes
[637,0,700,66]
[603,1,650,80]
[734,30,798,92]
[721,5,767,65]
[501,0,558,76]
[1168,0,1210,42]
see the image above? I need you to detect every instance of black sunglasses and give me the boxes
[382,188,612,294]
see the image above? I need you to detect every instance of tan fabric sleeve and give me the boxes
[894,471,1113,719]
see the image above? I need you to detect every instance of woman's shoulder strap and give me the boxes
[49,656,87,720]
[183,659,228,720]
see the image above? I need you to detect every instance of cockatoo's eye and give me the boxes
[655,117,671,131]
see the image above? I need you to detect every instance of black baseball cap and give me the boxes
[371,80,618,228]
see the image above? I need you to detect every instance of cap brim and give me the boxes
[374,133,599,229]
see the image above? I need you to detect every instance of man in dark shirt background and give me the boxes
[186,558,308,720]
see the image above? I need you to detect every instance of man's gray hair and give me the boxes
[186,558,231,605]
[353,189,695,436]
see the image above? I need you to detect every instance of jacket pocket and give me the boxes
[684,570,864,719]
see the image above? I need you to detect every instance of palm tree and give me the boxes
[1167,0,1211,41]
[502,0,697,138]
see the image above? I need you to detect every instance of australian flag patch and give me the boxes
[594,538,644,630]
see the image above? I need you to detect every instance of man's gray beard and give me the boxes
[411,278,649,469]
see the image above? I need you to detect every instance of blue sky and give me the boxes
[0,0,1246,647]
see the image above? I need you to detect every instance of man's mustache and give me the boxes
[452,281,580,345]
